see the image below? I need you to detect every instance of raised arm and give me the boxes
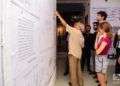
[55,11,68,27]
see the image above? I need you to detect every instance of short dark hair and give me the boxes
[93,22,99,26]
[85,25,91,28]
[93,22,99,31]
[97,11,108,20]
[72,19,84,26]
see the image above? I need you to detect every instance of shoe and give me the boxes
[88,70,94,75]
[64,72,68,76]
[116,74,120,77]
[91,71,96,75]
[89,71,95,75]
[114,74,120,80]
[68,82,72,86]
[89,72,92,75]
[96,80,99,83]
[89,71,96,75]
[93,75,97,79]
[98,84,100,86]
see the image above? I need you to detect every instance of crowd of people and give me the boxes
[56,11,120,86]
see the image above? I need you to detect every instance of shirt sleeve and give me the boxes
[102,37,109,44]
[79,31,84,48]
[66,24,73,33]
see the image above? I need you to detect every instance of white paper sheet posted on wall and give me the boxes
[1,0,56,86]
[0,0,3,86]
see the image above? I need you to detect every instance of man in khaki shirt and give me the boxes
[66,24,84,59]
[55,11,84,86]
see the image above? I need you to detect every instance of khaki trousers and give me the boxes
[68,54,84,86]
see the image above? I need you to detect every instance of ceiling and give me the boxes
[57,0,90,3]
[57,3,85,13]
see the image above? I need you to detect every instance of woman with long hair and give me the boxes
[95,22,112,86]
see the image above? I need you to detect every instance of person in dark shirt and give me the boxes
[91,22,99,74]
[81,25,92,73]
[57,24,69,75]
[113,29,120,78]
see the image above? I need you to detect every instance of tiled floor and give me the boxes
[55,52,120,86]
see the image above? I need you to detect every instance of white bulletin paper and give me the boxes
[2,0,56,86]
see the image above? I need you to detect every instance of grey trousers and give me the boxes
[68,54,84,86]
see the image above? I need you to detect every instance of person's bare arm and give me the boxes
[118,57,120,64]
[96,41,107,55]
[94,32,101,50]
[55,11,67,27]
